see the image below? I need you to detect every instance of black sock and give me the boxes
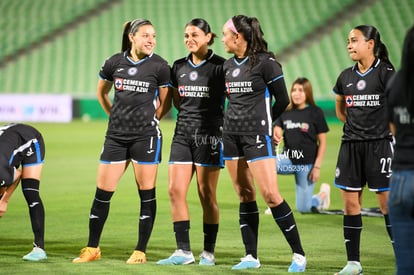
[343,214,362,262]
[271,200,305,256]
[174,221,191,251]
[383,214,393,242]
[136,188,156,252]
[239,201,259,259]
[87,188,113,247]
[203,223,218,253]
[21,179,45,249]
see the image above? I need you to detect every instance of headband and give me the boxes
[130,18,152,34]
[226,18,238,34]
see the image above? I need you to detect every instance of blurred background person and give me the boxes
[386,24,414,275]
[266,77,329,214]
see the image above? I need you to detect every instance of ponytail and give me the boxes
[376,40,394,70]
[354,25,394,69]
[121,21,132,52]
[231,15,275,67]
[121,18,153,52]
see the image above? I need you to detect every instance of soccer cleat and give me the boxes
[72,247,101,263]
[334,261,363,275]
[231,254,260,270]
[156,249,195,265]
[264,207,272,215]
[288,253,306,272]
[199,250,215,266]
[126,250,146,264]
[318,183,331,210]
[22,246,47,261]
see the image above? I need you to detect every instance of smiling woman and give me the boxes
[72,18,172,265]
[156,18,226,266]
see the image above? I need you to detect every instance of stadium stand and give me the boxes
[280,0,413,100]
[0,0,110,60]
[0,0,412,119]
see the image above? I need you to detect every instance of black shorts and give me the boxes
[0,131,45,186]
[169,134,223,167]
[223,134,275,162]
[334,139,393,191]
[100,135,162,164]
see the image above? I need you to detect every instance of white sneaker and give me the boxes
[334,261,363,275]
[22,246,47,261]
[199,250,215,265]
[156,249,195,265]
[231,254,260,270]
[288,253,306,272]
[318,183,331,210]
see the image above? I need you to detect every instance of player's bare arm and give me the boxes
[273,125,283,145]
[171,87,181,111]
[156,86,172,119]
[335,94,347,123]
[0,169,21,217]
[97,79,113,115]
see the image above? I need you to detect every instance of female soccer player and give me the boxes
[333,25,395,275]
[73,18,171,264]
[386,24,414,275]
[221,15,306,272]
[157,18,225,266]
[0,123,47,261]
[272,77,330,213]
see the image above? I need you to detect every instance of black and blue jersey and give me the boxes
[99,51,170,140]
[333,58,394,141]
[171,50,225,137]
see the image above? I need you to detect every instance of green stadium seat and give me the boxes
[0,0,412,110]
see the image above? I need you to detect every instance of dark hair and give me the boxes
[354,25,394,69]
[400,24,414,114]
[287,77,316,110]
[121,18,153,51]
[231,15,275,66]
[185,18,216,46]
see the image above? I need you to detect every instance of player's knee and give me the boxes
[21,179,41,204]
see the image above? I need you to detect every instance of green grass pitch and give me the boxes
[0,119,395,274]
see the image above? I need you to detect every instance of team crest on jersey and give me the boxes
[128,67,138,76]
[345,95,354,107]
[114,78,123,90]
[178,85,185,97]
[225,82,230,94]
[356,80,366,91]
[189,71,198,81]
[232,68,240,78]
